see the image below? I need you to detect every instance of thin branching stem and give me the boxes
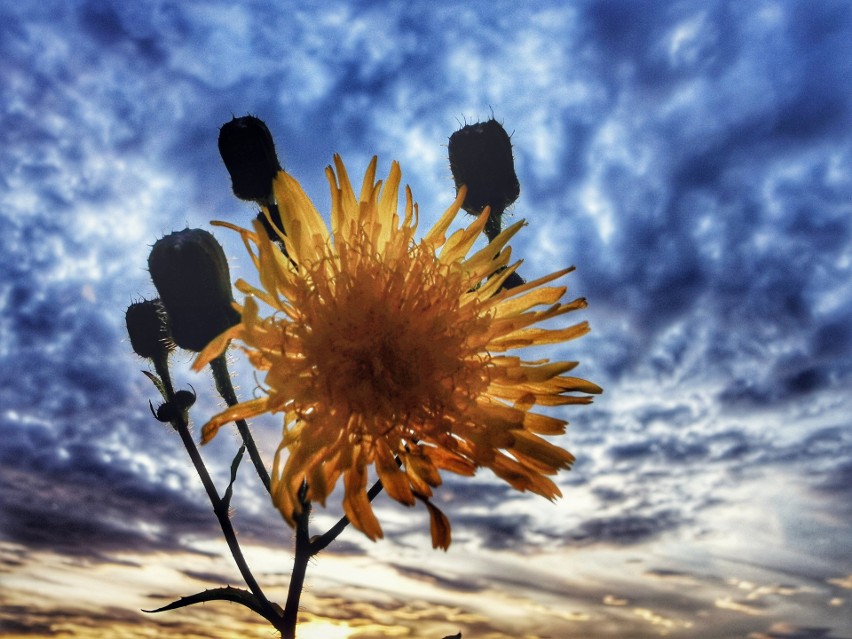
[209,354,272,493]
[173,419,276,619]
[281,475,386,637]
[310,477,385,555]
[280,483,312,639]
[151,355,281,630]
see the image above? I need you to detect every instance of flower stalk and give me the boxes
[170,409,281,628]
[138,359,283,631]
[209,354,272,492]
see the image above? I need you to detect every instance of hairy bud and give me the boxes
[125,298,174,361]
[148,229,240,352]
[218,115,282,202]
[448,119,520,217]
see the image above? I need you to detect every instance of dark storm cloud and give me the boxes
[608,437,709,465]
[1,297,127,413]
[0,410,216,557]
[451,511,535,551]
[758,423,852,501]
[751,625,851,639]
[0,600,246,639]
[569,510,681,545]
[181,569,243,586]
[390,564,486,593]
[0,402,286,560]
[0,611,57,636]
[817,459,852,497]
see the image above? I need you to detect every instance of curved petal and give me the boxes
[200,397,270,444]
[342,454,383,541]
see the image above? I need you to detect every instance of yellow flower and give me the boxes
[194,156,601,549]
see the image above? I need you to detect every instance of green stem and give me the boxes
[209,354,272,493]
[152,356,175,399]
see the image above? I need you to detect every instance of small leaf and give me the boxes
[141,370,167,399]
[223,444,246,508]
[143,586,265,617]
[441,633,462,639]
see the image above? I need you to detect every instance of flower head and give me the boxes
[194,156,600,548]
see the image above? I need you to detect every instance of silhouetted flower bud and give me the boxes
[125,298,174,361]
[150,400,178,423]
[148,228,240,352]
[173,387,197,411]
[218,115,282,202]
[448,119,520,217]
[149,387,196,425]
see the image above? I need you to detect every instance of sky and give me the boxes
[1,1,852,638]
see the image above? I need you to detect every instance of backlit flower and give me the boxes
[194,156,601,548]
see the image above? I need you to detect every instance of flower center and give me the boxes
[292,237,491,437]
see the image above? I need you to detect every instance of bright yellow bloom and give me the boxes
[194,156,601,549]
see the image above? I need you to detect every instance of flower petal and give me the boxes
[342,455,383,541]
[200,397,270,444]
[374,438,415,506]
[422,498,452,550]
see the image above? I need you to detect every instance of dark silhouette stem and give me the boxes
[281,474,388,637]
[310,478,385,555]
[210,354,272,493]
[484,206,505,243]
[280,483,312,639]
[173,417,278,625]
[151,354,281,630]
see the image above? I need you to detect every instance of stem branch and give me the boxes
[310,478,385,555]
[152,354,281,630]
[174,421,277,623]
[210,354,272,493]
[280,483,312,639]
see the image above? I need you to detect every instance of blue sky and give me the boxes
[1,1,852,638]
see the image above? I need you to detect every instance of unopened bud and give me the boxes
[125,299,174,361]
[150,400,178,424]
[173,388,197,411]
[148,228,240,352]
[448,119,520,217]
[218,115,282,202]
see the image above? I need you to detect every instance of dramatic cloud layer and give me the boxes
[1,1,851,637]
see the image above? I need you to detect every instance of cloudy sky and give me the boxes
[2,1,852,638]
